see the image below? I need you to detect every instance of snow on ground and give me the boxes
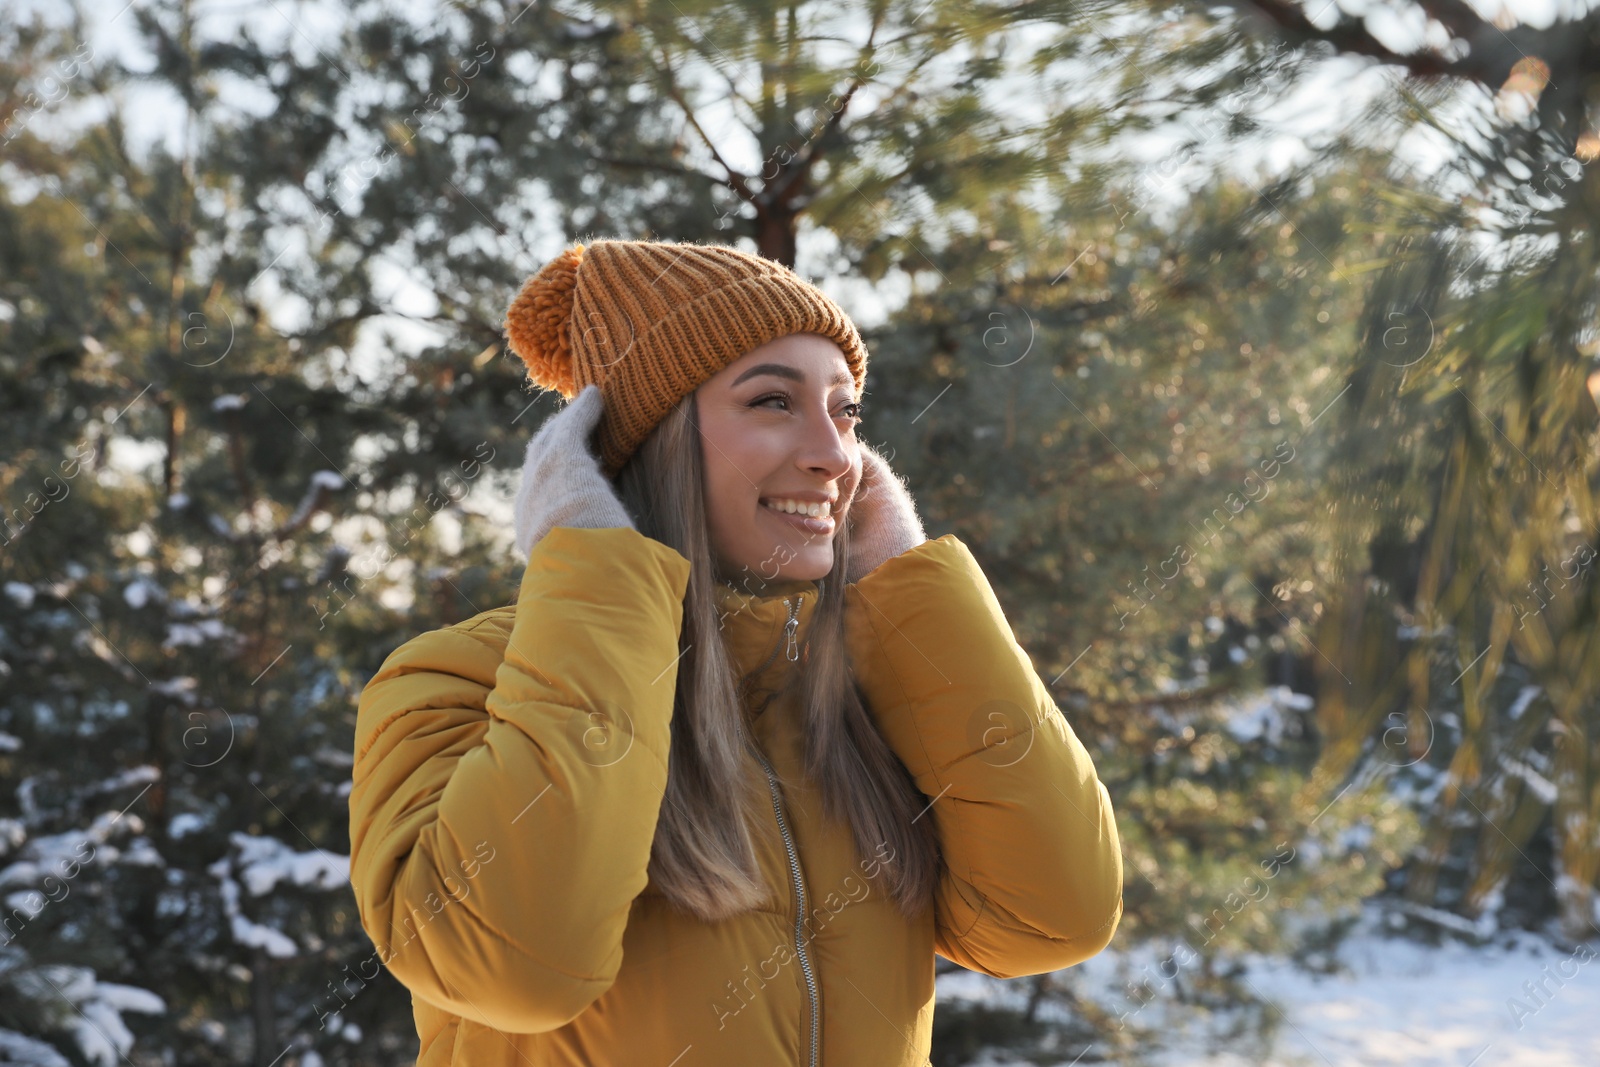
[939,904,1599,1066]
[1146,931,1597,1066]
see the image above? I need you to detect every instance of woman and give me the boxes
[348,239,1123,1066]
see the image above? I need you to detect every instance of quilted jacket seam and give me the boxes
[431,815,617,985]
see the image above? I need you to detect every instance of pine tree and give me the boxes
[0,3,503,1061]
[1223,0,1600,943]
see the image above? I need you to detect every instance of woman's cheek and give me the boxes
[847,454,864,498]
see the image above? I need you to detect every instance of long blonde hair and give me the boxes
[613,391,941,922]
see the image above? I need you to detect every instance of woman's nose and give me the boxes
[796,405,853,477]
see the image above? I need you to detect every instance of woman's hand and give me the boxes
[513,384,637,559]
[844,444,926,583]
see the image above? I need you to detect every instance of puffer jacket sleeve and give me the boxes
[844,534,1123,979]
[348,526,691,1034]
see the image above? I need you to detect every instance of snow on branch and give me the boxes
[275,470,346,539]
[205,833,352,960]
[226,832,349,896]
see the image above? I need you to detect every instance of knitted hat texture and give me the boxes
[503,239,868,477]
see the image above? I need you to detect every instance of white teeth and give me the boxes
[764,499,831,517]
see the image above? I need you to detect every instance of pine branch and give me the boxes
[651,45,755,201]
[1222,0,1595,89]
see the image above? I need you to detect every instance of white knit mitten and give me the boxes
[844,444,927,583]
[513,385,637,559]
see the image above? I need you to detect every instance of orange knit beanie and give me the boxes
[502,239,869,478]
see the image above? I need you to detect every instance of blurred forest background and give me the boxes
[3,0,1600,1064]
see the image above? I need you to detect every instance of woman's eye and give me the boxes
[750,393,863,423]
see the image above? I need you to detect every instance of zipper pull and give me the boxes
[784,598,800,661]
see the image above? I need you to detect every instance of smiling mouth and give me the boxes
[759,497,837,518]
[759,497,838,535]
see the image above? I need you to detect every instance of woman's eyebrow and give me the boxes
[731,362,853,388]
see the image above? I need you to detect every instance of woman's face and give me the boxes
[695,332,864,584]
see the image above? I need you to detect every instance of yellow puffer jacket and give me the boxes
[349,526,1122,1066]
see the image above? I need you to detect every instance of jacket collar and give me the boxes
[713,575,821,697]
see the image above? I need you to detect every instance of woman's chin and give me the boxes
[774,551,834,582]
[737,543,835,584]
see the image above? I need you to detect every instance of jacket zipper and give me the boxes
[749,596,819,1067]
[746,593,802,678]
